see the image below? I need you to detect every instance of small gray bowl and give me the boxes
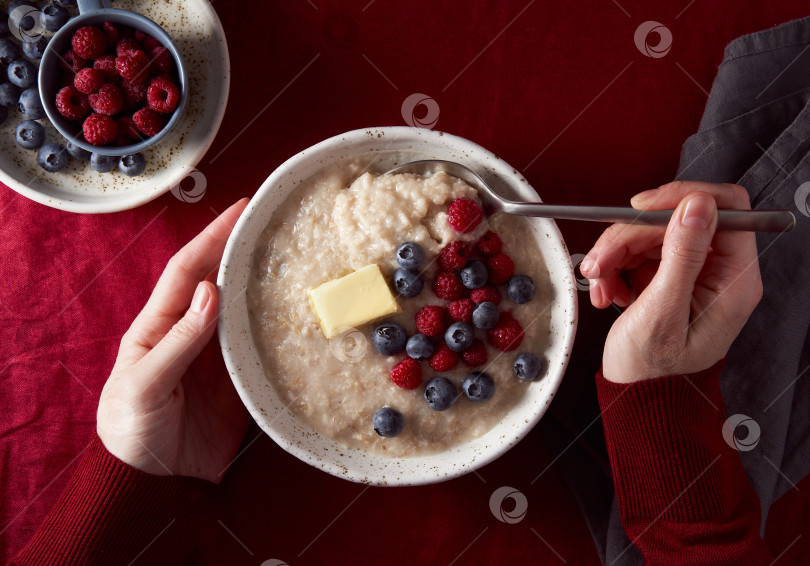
[38,0,188,156]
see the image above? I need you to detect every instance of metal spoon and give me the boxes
[382,160,795,233]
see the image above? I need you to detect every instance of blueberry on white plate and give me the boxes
[7,59,37,89]
[15,120,45,150]
[37,143,68,173]
[119,153,146,176]
[17,88,44,119]
[90,152,117,173]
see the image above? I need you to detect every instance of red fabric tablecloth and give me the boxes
[3,1,809,564]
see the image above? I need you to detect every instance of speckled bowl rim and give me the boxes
[218,127,578,486]
[0,0,229,214]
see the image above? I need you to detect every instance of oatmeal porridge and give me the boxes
[247,156,552,457]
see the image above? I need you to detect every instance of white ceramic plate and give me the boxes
[218,127,578,485]
[0,0,229,213]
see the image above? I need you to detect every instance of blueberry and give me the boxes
[17,88,44,119]
[444,321,474,352]
[396,241,424,269]
[0,38,21,65]
[15,119,44,149]
[0,105,7,126]
[462,371,495,403]
[472,301,499,329]
[459,260,488,289]
[0,82,21,106]
[37,143,68,173]
[393,268,423,298]
[8,1,38,33]
[40,4,69,31]
[7,59,36,88]
[119,153,146,176]
[406,333,434,361]
[22,36,49,59]
[513,353,542,381]
[507,275,536,304]
[65,139,90,161]
[424,377,458,411]
[372,407,404,438]
[371,321,407,355]
[90,152,117,173]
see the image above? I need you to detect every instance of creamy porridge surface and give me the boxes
[247,157,552,457]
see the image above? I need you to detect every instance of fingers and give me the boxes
[134,281,219,402]
[631,181,749,211]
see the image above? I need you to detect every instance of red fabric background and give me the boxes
[2,1,809,564]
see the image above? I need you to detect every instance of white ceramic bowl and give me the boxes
[218,127,578,486]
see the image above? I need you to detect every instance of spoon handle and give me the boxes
[501,203,795,233]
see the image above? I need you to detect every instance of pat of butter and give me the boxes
[308,264,400,339]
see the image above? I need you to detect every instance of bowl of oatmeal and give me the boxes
[218,127,577,485]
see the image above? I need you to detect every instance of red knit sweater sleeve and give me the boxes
[596,361,774,565]
[7,434,216,566]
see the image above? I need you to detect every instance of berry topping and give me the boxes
[373,407,404,438]
[476,231,502,256]
[41,3,69,32]
[132,107,165,136]
[7,59,36,88]
[462,372,495,403]
[487,311,524,351]
[115,49,150,83]
[60,49,88,74]
[406,334,434,361]
[486,252,515,285]
[15,120,45,150]
[448,298,475,323]
[18,87,45,119]
[74,67,105,94]
[393,268,423,298]
[371,322,407,355]
[472,301,499,329]
[470,285,501,306]
[507,275,536,304]
[448,197,483,233]
[90,152,117,173]
[445,322,475,352]
[514,353,542,381]
[82,113,118,146]
[429,344,459,372]
[143,35,163,55]
[395,241,424,270]
[89,83,124,115]
[462,340,488,367]
[93,55,119,83]
[56,85,91,121]
[119,153,146,177]
[432,271,465,301]
[459,260,488,289]
[147,75,180,113]
[415,305,447,338]
[120,77,148,108]
[37,143,68,173]
[72,26,108,60]
[437,241,470,272]
[424,377,458,411]
[390,357,422,390]
[116,37,141,56]
[149,46,174,74]
[102,21,120,44]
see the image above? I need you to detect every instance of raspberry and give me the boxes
[487,312,524,351]
[429,344,459,372]
[433,272,465,301]
[486,253,514,285]
[82,113,119,145]
[60,49,88,74]
[462,339,488,367]
[134,29,147,42]
[448,198,483,233]
[149,46,174,75]
[94,55,119,83]
[415,305,447,338]
[448,298,475,323]
[116,116,140,146]
[71,26,108,60]
[143,36,162,56]
[476,230,502,256]
[74,68,105,94]
[147,76,180,113]
[55,86,90,121]
[89,84,124,115]
[132,107,165,136]
[116,38,141,56]
[437,241,470,272]
[102,21,120,45]
[120,78,148,108]
[390,357,422,390]
[116,49,150,83]
[470,285,502,306]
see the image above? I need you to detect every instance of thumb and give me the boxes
[643,192,717,325]
[136,281,219,399]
